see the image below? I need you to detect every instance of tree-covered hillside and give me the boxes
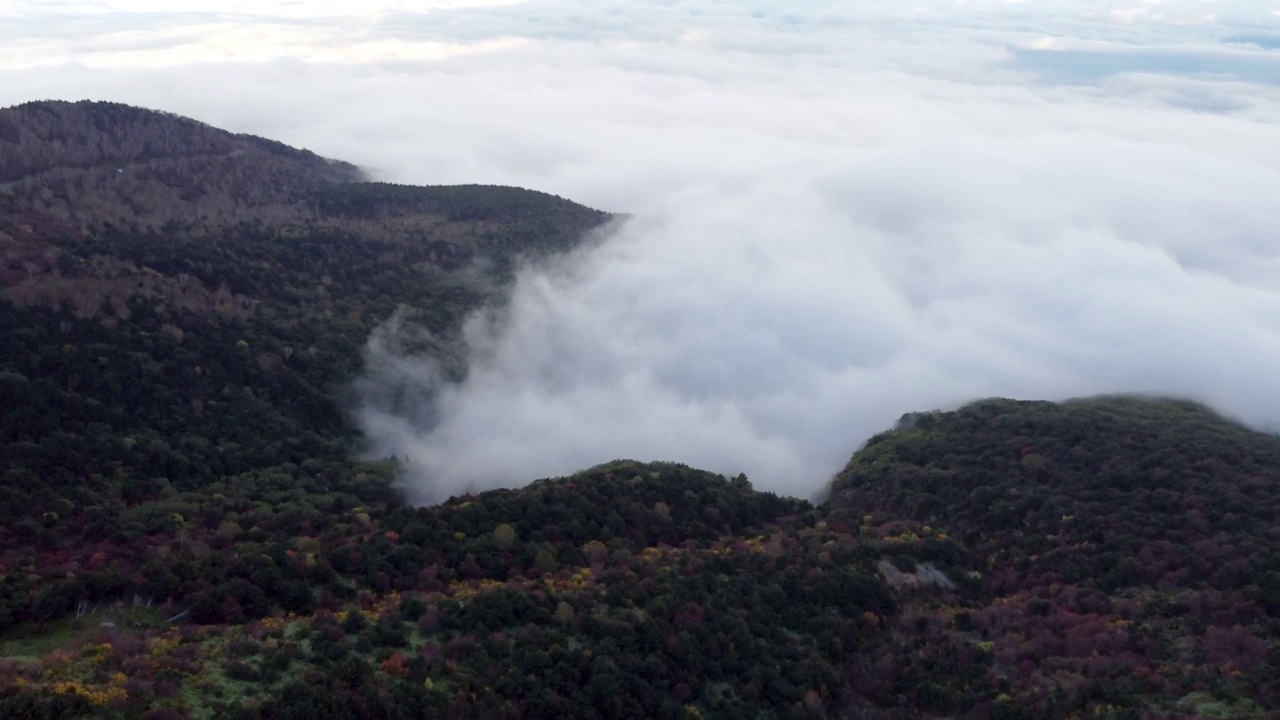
[1,187,609,610]
[829,397,1280,718]
[2,461,932,720]
[0,100,359,230]
[0,101,611,644]
[3,102,1280,720]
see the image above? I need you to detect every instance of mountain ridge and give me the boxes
[0,100,362,186]
[1,103,1277,719]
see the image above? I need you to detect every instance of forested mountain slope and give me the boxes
[0,101,609,533]
[0,100,361,232]
[2,103,1278,720]
[829,397,1280,718]
[0,101,611,647]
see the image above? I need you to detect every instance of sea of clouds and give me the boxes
[3,0,1280,500]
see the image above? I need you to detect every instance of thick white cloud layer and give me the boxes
[3,1,1280,499]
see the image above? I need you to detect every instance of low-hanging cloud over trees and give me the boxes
[5,0,1279,499]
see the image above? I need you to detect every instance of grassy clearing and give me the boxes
[0,605,169,662]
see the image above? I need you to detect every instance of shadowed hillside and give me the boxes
[828,396,1280,718]
[0,101,613,654]
[2,104,1279,719]
[0,100,361,231]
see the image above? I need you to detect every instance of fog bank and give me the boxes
[4,0,1280,499]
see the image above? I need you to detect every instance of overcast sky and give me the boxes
[4,1,1280,500]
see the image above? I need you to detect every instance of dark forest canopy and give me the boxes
[0,99,361,184]
[1,102,1278,719]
